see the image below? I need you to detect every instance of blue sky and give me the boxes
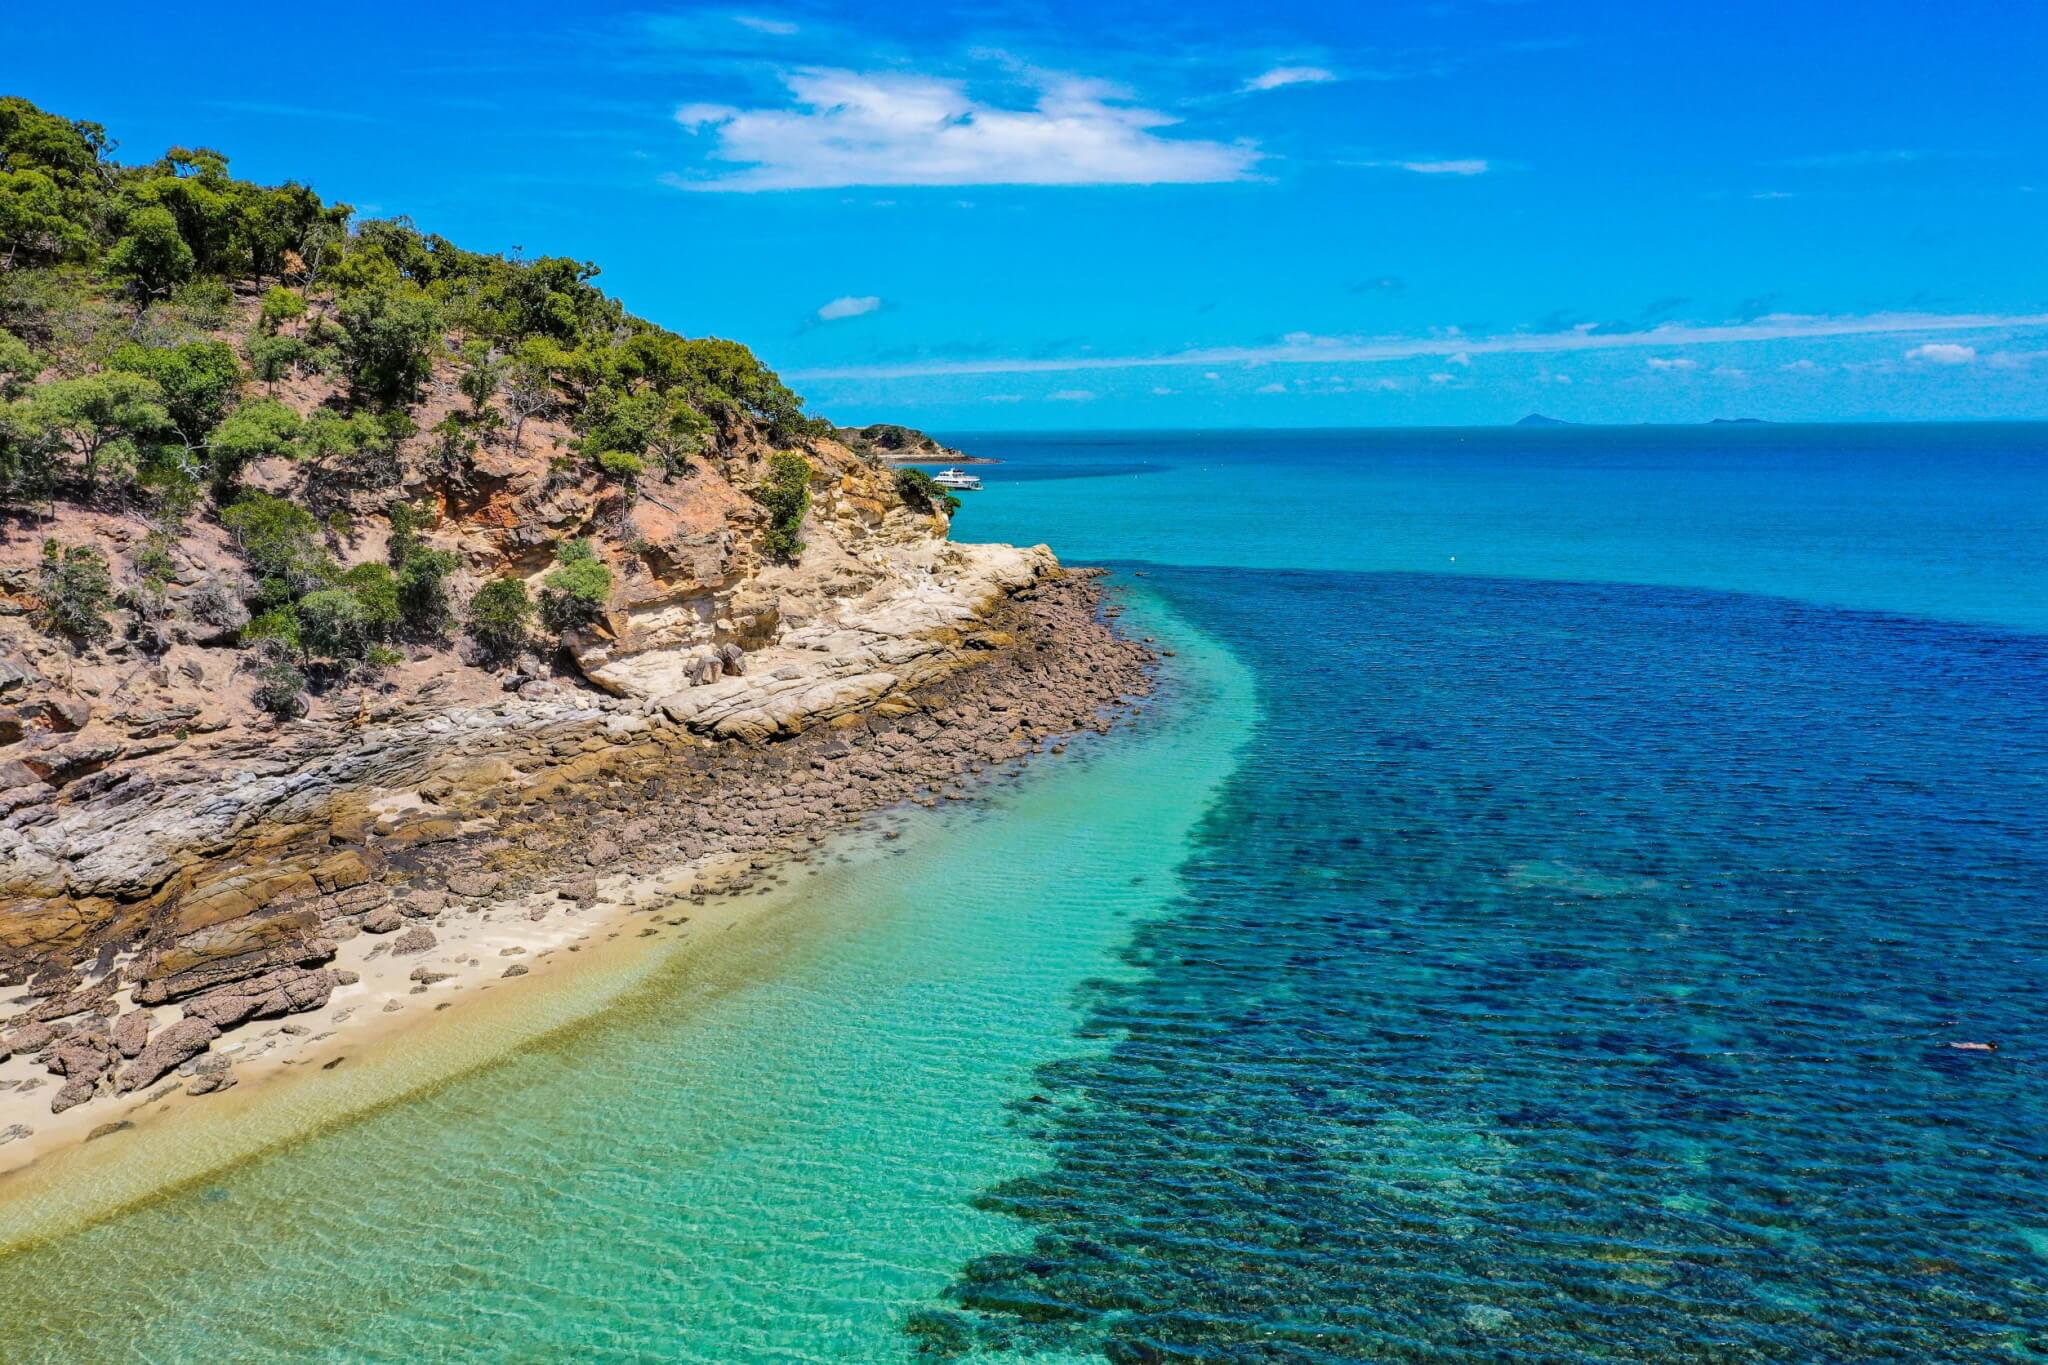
[7,1,2048,428]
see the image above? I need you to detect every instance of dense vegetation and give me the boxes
[0,96,841,709]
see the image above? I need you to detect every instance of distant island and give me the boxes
[1515,414,1777,428]
[832,423,1000,465]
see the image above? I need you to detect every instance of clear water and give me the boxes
[2,424,2044,1361]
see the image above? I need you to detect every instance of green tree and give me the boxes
[0,328,35,399]
[502,337,562,451]
[457,339,503,417]
[111,340,243,448]
[0,397,63,503]
[207,398,300,493]
[28,371,170,494]
[334,284,441,407]
[35,537,113,643]
[755,452,811,561]
[466,577,534,660]
[538,537,611,633]
[385,499,457,637]
[105,205,195,307]
[0,169,93,267]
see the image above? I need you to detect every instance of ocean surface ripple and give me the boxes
[930,566,2048,1361]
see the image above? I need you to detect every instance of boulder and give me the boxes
[183,967,337,1029]
[186,1069,238,1096]
[390,926,437,956]
[361,908,403,934]
[111,1009,153,1058]
[119,1017,221,1092]
[444,871,501,899]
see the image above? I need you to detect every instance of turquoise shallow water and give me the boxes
[3,423,2045,1360]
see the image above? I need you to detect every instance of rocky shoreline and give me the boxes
[0,567,1153,1175]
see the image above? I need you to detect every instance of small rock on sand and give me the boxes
[501,964,530,978]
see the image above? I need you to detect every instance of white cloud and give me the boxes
[1150,386,1177,396]
[816,294,882,321]
[791,311,2048,382]
[1246,66,1336,92]
[1049,388,1097,402]
[1645,356,1698,372]
[1905,342,1976,365]
[734,15,797,35]
[674,69,1258,190]
[1256,382,1288,394]
[1780,358,1822,373]
[1400,159,1489,176]
[1986,349,2048,370]
[1428,372,1455,384]
[1448,351,1471,367]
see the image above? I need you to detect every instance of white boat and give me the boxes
[932,468,983,491]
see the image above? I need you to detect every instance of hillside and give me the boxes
[0,97,1150,1136]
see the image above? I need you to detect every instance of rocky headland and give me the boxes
[0,97,1154,1176]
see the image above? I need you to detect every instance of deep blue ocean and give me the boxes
[0,424,2042,1362]
[927,424,2048,1360]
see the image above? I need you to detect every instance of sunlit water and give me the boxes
[3,424,2044,1361]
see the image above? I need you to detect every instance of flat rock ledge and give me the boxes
[0,556,1155,1124]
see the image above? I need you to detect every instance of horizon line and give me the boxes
[790,311,2048,382]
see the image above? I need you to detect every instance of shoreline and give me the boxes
[0,570,1154,1238]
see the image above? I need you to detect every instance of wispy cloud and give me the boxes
[816,294,881,321]
[1905,342,1977,365]
[671,68,1258,190]
[1349,157,1491,176]
[1400,158,1490,176]
[1245,66,1337,92]
[202,99,391,125]
[791,311,2048,381]
[734,14,798,35]
[1049,388,1097,402]
[1772,149,1927,169]
[1645,356,1698,372]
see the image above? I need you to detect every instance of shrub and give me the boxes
[206,398,299,493]
[339,562,402,637]
[35,537,112,643]
[539,537,611,633]
[594,448,644,484]
[894,467,961,516]
[466,577,534,659]
[0,328,34,400]
[221,490,329,602]
[755,452,811,561]
[258,286,306,334]
[245,331,308,384]
[243,604,301,648]
[296,586,375,661]
[247,638,306,717]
